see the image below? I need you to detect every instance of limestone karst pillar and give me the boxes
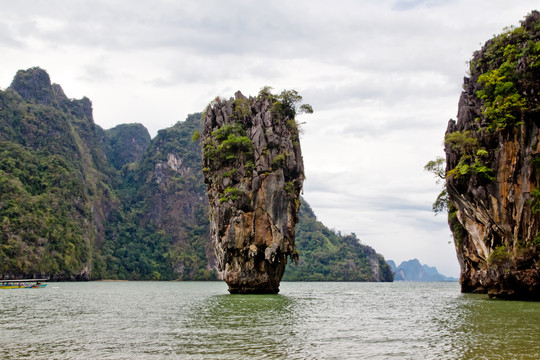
[201,89,309,294]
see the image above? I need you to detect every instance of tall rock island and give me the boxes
[445,11,540,299]
[201,88,310,293]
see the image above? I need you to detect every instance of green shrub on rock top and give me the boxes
[219,134,253,160]
[257,87,313,122]
[211,123,246,141]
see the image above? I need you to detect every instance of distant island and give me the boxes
[387,259,458,282]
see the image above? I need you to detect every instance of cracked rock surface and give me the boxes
[202,90,304,294]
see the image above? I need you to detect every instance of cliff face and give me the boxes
[202,89,306,293]
[0,67,119,280]
[120,114,218,280]
[445,11,540,299]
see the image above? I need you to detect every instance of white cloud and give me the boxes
[1,0,539,277]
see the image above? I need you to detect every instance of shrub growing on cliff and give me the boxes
[219,134,253,161]
[203,123,253,169]
[271,153,286,170]
[530,188,540,214]
[231,98,251,120]
[257,87,313,121]
[488,245,511,268]
[219,186,242,203]
[424,157,448,214]
[444,131,494,181]
[425,136,493,214]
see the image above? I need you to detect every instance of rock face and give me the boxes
[445,11,540,299]
[202,89,307,294]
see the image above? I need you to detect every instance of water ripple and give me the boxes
[1,281,539,359]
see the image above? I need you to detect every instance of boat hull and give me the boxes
[0,284,47,289]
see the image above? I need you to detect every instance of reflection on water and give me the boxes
[177,294,297,358]
[451,294,540,360]
[0,281,539,359]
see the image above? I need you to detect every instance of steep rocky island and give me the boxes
[201,89,309,293]
[444,11,540,299]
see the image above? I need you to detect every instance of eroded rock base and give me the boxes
[224,256,287,294]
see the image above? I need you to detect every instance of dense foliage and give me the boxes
[0,141,91,278]
[470,12,540,131]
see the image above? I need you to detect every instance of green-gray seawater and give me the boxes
[1,281,539,359]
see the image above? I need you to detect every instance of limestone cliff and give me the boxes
[1,67,120,280]
[445,11,540,299]
[202,88,309,293]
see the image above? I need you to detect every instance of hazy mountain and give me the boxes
[388,259,457,282]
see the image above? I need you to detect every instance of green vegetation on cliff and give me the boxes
[0,67,114,279]
[0,141,91,278]
[427,11,540,193]
[470,15,539,131]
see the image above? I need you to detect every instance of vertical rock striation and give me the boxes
[445,11,540,299]
[201,89,308,294]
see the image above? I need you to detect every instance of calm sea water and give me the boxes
[1,281,539,359]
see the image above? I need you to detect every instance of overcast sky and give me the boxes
[1,1,538,277]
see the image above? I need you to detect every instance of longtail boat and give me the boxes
[0,279,48,289]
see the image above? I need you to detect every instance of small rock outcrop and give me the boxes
[201,88,310,293]
[445,11,540,300]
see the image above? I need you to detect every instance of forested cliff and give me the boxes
[444,11,540,299]
[0,67,392,282]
